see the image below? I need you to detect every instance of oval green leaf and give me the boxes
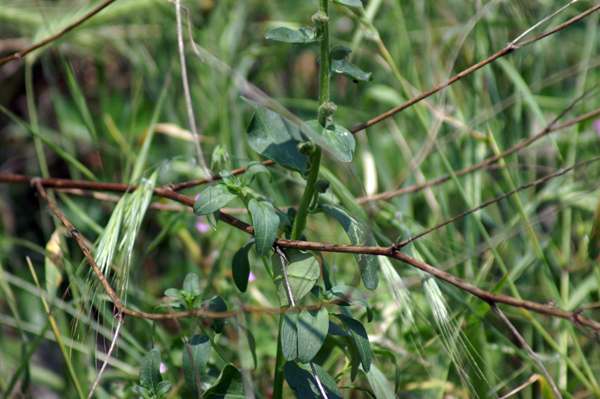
[183,273,200,298]
[331,59,372,81]
[232,240,254,292]
[204,364,244,399]
[193,184,238,216]
[248,199,279,257]
[297,307,329,363]
[303,120,355,162]
[323,206,379,289]
[330,45,353,60]
[139,348,163,393]
[336,314,371,372]
[242,97,308,175]
[265,26,320,43]
[272,250,320,306]
[282,307,300,361]
[366,364,397,399]
[155,381,172,398]
[219,170,241,188]
[206,209,220,230]
[201,296,228,334]
[285,362,343,399]
[183,335,211,397]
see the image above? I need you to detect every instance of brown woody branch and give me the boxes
[348,2,600,134]
[19,175,600,330]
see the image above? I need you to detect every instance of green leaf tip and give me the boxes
[265,26,322,44]
[193,184,238,216]
[303,120,355,163]
[331,59,373,82]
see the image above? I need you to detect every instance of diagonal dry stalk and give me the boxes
[24,175,600,331]
[0,0,120,66]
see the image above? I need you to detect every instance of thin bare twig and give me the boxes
[358,107,600,203]
[489,302,562,399]
[397,156,600,247]
[0,0,119,66]
[87,313,124,399]
[348,2,600,134]
[275,246,295,307]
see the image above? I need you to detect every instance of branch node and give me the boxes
[30,177,42,188]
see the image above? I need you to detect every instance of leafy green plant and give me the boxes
[189,2,380,395]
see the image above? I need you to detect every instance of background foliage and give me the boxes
[1,0,600,398]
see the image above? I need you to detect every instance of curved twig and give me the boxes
[23,176,600,331]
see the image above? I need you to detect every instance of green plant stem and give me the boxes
[290,149,322,241]
[290,0,329,242]
[275,2,331,397]
[317,0,330,126]
[272,311,287,399]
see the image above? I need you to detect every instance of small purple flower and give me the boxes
[196,216,210,233]
[249,271,256,282]
[594,118,600,138]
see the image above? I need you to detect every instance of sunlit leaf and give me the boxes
[365,363,396,399]
[303,120,355,162]
[282,307,300,361]
[265,27,321,43]
[331,59,372,81]
[272,250,320,306]
[193,184,238,216]
[248,199,279,257]
[297,307,329,363]
[183,273,200,298]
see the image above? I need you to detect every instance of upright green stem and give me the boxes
[273,3,331,399]
[272,312,287,399]
[317,0,330,126]
[290,0,329,242]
